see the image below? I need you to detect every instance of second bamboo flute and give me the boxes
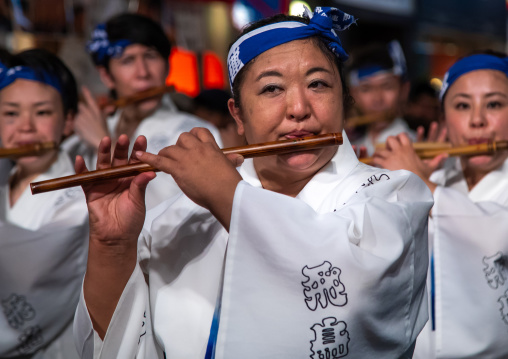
[30,133,343,195]
[360,140,508,164]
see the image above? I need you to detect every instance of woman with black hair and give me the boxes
[373,51,508,358]
[74,7,432,358]
[66,13,222,210]
[0,49,88,358]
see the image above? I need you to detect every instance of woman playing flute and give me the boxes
[0,49,88,358]
[63,13,222,209]
[372,52,508,358]
[74,7,433,358]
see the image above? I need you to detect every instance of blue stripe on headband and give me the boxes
[440,54,508,101]
[86,23,131,66]
[0,63,62,93]
[227,6,356,92]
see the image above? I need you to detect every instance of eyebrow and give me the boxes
[255,67,332,82]
[451,91,507,100]
[256,70,282,82]
[485,91,507,98]
[306,67,333,76]
[0,101,52,107]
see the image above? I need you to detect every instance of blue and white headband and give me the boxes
[439,54,508,101]
[0,63,62,93]
[348,40,407,86]
[86,23,131,66]
[227,6,356,92]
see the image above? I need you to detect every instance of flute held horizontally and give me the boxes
[30,133,343,195]
[360,140,508,164]
[0,142,57,158]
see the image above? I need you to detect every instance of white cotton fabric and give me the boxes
[413,157,508,358]
[0,152,89,358]
[62,95,222,210]
[351,117,416,156]
[74,133,433,358]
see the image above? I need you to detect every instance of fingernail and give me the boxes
[235,156,244,167]
[135,151,144,158]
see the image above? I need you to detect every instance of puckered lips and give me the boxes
[283,130,316,140]
[467,137,491,145]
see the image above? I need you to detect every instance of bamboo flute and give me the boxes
[100,86,174,109]
[375,142,453,152]
[360,140,508,165]
[30,133,343,195]
[0,142,57,158]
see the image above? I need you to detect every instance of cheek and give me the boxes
[445,116,467,143]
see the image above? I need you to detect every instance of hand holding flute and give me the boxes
[369,133,448,193]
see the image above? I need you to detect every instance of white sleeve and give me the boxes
[73,231,160,359]
[217,173,433,359]
[430,186,508,356]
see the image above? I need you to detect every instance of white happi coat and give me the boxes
[413,158,508,359]
[63,95,222,210]
[352,117,416,156]
[74,134,433,359]
[0,153,89,359]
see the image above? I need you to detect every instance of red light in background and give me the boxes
[203,51,225,89]
[166,47,200,97]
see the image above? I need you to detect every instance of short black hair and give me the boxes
[229,14,353,114]
[94,13,171,69]
[348,43,395,73]
[10,48,78,116]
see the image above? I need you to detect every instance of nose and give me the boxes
[135,57,150,79]
[469,104,487,128]
[286,87,311,122]
[19,112,35,132]
[370,87,386,109]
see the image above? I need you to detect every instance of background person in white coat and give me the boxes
[63,13,222,210]
[372,51,508,358]
[0,49,88,359]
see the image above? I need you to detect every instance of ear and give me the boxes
[228,98,245,136]
[62,111,74,137]
[97,66,115,90]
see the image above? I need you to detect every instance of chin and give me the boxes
[136,98,161,115]
[280,151,321,171]
[464,154,503,173]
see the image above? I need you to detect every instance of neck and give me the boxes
[116,102,160,139]
[461,159,489,191]
[254,161,322,198]
[9,152,58,206]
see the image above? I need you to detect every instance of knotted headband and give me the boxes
[227,6,356,92]
[0,63,62,93]
[440,54,508,101]
[86,23,131,66]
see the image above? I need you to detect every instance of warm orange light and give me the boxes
[203,51,225,89]
[166,47,200,97]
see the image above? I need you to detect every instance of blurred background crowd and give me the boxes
[0,0,505,128]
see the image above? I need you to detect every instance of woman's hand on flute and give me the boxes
[137,127,243,231]
[76,134,156,339]
[372,133,445,193]
[416,121,448,143]
[74,86,112,149]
